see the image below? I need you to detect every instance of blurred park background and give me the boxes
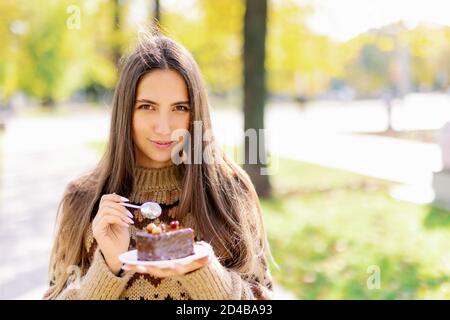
[1,0,450,299]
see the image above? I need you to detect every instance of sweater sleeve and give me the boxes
[176,242,274,300]
[177,190,275,300]
[42,247,133,300]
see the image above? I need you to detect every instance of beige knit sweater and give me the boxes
[43,165,274,300]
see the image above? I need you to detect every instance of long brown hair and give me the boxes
[47,29,276,299]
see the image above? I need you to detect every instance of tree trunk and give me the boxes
[42,96,55,109]
[243,0,272,199]
[112,0,121,67]
[154,0,161,25]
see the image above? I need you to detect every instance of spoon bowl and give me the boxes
[120,201,162,219]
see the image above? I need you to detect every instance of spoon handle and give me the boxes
[119,203,141,209]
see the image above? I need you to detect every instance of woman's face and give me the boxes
[132,69,191,168]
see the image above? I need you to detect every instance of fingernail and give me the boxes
[127,217,134,224]
[120,196,129,202]
[126,210,133,218]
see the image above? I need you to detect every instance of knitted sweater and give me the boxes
[43,164,274,300]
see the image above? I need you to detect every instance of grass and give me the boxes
[263,158,450,299]
[86,140,450,299]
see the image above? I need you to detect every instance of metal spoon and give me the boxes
[120,201,162,219]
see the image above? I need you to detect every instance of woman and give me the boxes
[43,30,275,300]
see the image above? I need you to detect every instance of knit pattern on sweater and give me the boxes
[44,164,274,300]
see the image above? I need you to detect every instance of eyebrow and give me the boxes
[136,99,190,106]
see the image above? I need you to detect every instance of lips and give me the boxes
[148,139,174,149]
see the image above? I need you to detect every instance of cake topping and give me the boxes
[144,220,181,234]
[170,220,180,230]
[151,226,162,234]
[145,223,157,233]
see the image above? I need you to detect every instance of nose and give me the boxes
[154,112,171,136]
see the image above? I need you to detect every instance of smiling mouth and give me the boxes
[147,139,175,148]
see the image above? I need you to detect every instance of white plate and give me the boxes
[118,244,210,268]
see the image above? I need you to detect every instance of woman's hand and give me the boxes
[92,193,134,275]
[122,241,213,278]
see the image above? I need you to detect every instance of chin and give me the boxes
[147,154,173,165]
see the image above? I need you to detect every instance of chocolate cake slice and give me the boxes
[136,221,195,261]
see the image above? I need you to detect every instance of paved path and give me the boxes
[211,107,443,186]
[0,111,108,299]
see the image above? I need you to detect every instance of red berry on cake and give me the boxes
[170,220,180,229]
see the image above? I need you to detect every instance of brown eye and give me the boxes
[139,104,155,110]
[174,105,190,112]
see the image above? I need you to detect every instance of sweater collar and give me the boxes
[129,164,183,205]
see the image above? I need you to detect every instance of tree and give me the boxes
[112,0,122,67]
[154,0,161,25]
[3,0,120,106]
[13,0,77,107]
[162,0,243,93]
[243,0,271,198]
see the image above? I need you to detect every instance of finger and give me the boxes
[125,265,167,277]
[102,201,134,218]
[122,265,139,273]
[146,261,204,275]
[158,264,190,276]
[141,265,178,277]
[107,205,134,222]
[123,264,156,273]
[100,193,129,206]
[160,265,182,274]
[96,208,133,227]
[184,260,206,274]
[150,268,175,278]
[195,255,210,266]
[98,205,134,224]
[177,257,209,274]
[98,214,130,229]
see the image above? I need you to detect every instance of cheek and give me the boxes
[132,115,153,136]
[173,114,191,130]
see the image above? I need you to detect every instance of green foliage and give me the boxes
[341,23,450,96]
[163,0,244,93]
[0,0,123,103]
[267,0,338,96]
[344,43,392,96]
[1,1,449,102]
[17,0,73,102]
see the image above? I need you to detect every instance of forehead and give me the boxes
[136,69,189,102]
